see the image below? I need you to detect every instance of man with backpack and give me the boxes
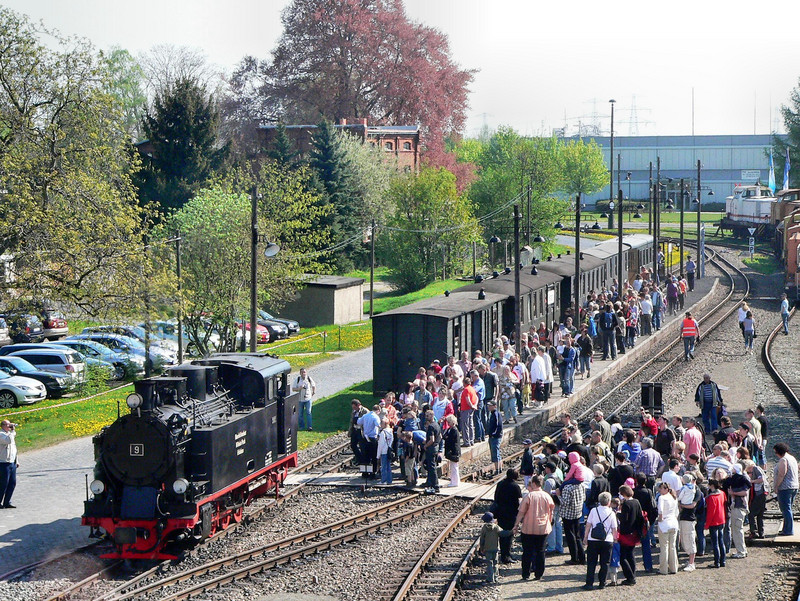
[595,304,618,361]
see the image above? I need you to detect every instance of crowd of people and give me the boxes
[484,400,799,590]
[345,264,696,494]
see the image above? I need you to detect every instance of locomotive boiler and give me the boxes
[82,353,298,559]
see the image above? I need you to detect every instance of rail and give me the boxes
[763,307,799,412]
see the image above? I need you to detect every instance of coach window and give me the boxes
[453,321,461,356]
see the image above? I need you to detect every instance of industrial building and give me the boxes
[572,134,786,206]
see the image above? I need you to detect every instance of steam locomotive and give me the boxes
[82,353,299,560]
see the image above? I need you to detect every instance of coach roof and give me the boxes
[375,290,508,318]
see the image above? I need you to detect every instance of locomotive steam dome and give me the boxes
[101,413,175,487]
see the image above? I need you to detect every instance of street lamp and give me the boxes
[608,200,615,230]
[679,178,687,277]
[250,187,280,352]
[489,235,501,269]
[609,99,616,224]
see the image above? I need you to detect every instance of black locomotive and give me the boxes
[82,353,299,559]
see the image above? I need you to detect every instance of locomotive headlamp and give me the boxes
[90,480,105,495]
[126,393,143,409]
[172,478,189,495]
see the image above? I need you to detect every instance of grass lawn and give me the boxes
[743,253,781,275]
[582,211,722,225]
[1,384,134,452]
[296,380,373,450]
[261,322,372,354]
[344,266,390,281]
[371,278,464,315]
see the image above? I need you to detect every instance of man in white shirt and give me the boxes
[447,355,464,380]
[781,293,790,335]
[640,294,653,335]
[0,420,18,509]
[293,368,316,431]
[662,458,684,494]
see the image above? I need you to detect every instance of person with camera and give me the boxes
[0,420,18,509]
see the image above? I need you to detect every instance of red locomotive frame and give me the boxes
[82,452,297,560]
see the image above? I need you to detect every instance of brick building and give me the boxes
[258,118,420,172]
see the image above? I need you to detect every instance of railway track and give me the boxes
[763,307,799,412]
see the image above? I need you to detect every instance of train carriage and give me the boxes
[534,252,605,319]
[624,234,654,281]
[372,290,507,395]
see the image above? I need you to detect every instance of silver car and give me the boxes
[8,348,87,385]
[0,370,47,407]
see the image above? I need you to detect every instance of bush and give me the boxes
[77,363,112,396]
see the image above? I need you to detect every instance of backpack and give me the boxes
[603,311,614,330]
[590,508,611,540]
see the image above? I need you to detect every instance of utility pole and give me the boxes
[574,194,581,322]
[514,204,521,350]
[617,188,624,289]
[175,234,183,365]
[648,162,653,236]
[609,99,616,210]
[369,219,376,318]
[697,159,702,278]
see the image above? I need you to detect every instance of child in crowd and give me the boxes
[479,512,502,583]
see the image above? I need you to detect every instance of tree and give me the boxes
[378,167,479,292]
[308,120,357,271]
[139,44,219,100]
[228,0,473,165]
[459,128,566,251]
[267,122,299,168]
[559,138,608,198]
[166,164,331,355]
[138,77,229,212]
[773,79,800,190]
[0,8,149,315]
[103,47,147,140]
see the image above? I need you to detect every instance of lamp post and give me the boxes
[609,99,616,221]
[648,162,653,236]
[679,178,686,277]
[608,200,615,230]
[514,204,521,349]
[653,156,661,281]
[250,187,280,352]
[574,194,582,322]
[617,187,624,290]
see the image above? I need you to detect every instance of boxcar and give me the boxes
[372,290,506,395]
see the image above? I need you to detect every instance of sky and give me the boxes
[5,0,800,138]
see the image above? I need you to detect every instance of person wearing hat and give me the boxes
[520,439,535,488]
[514,475,555,581]
[479,512,502,583]
[487,399,504,475]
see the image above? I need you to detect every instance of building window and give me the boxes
[403,142,412,150]
[403,166,411,173]
[384,141,393,150]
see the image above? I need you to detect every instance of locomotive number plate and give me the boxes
[130,444,144,456]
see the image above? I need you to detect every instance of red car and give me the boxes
[236,321,269,344]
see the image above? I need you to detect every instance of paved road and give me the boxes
[0,347,374,576]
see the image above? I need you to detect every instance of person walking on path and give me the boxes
[738,302,750,342]
[292,368,316,431]
[781,293,791,335]
[695,374,723,434]
[742,310,756,353]
[773,442,799,536]
[487,400,504,474]
[0,420,18,509]
[681,311,700,361]
[514,475,555,581]
[479,512,502,583]
[651,286,664,331]
[495,469,523,564]
[686,256,697,291]
[582,491,618,590]
[656,481,680,575]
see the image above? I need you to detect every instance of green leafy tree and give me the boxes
[458,128,567,256]
[138,77,229,212]
[166,164,330,355]
[773,79,800,189]
[103,47,147,140]
[0,8,149,315]
[378,167,479,292]
[559,138,608,199]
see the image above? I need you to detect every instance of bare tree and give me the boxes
[139,44,222,99]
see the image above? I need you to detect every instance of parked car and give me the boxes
[234,320,269,344]
[67,333,171,371]
[0,318,11,347]
[140,320,221,356]
[259,310,300,336]
[254,314,289,340]
[81,325,179,355]
[0,355,73,397]
[0,369,47,408]
[40,309,69,340]
[8,348,87,385]
[0,313,44,343]
[51,339,142,379]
